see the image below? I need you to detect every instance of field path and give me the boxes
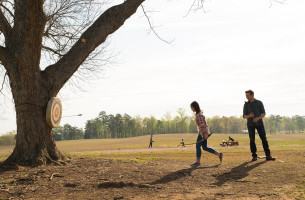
[72,146,194,154]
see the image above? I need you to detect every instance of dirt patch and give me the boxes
[0,150,304,200]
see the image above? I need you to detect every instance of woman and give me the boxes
[190,101,223,166]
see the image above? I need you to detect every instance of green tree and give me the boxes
[142,117,149,135]
[156,120,165,134]
[228,116,242,134]
[293,115,305,133]
[84,120,94,139]
[52,126,63,141]
[265,115,277,134]
[221,117,230,133]
[147,116,157,135]
[281,117,295,134]
[62,124,84,140]
[0,131,16,146]
[207,116,221,133]
[163,112,172,134]
[107,114,117,138]
[176,108,189,133]
[134,115,144,136]
[273,115,282,132]
[188,116,197,133]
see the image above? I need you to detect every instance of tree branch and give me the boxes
[0,9,12,38]
[184,0,208,17]
[141,5,173,44]
[269,0,286,8]
[44,0,145,95]
[42,45,64,57]
[0,3,14,19]
[0,71,7,95]
[9,0,46,68]
[0,46,9,67]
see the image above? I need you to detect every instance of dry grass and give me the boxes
[0,134,304,160]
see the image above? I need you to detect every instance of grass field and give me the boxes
[1,133,304,158]
[0,133,304,199]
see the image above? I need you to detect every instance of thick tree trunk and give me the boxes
[5,103,65,166]
[4,71,65,167]
[1,0,64,167]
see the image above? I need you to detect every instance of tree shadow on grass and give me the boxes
[213,160,267,186]
[150,164,220,185]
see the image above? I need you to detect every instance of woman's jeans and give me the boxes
[196,134,217,160]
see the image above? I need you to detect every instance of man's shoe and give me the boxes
[190,162,201,167]
[219,153,223,163]
[266,156,275,161]
[251,157,257,161]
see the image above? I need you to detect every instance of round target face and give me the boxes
[46,97,62,128]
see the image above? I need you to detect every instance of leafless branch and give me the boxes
[0,0,13,8]
[184,0,208,17]
[269,0,286,8]
[42,45,64,57]
[0,8,12,38]
[0,4,13,19]
[42,0,107,65]
[0,46,9,67]
[0,0,14,32]
[40,1,120,92]
[44,0,146,95]
[0,70,7,94]
[60,39,117,96]
[0,65,12,102]
[141,4,173,44]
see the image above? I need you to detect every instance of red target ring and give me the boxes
[46,97,62,128]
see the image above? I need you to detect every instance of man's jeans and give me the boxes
[247,124,271,158]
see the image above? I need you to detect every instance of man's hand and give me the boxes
[253,117,260,123]
[244,113,254,119]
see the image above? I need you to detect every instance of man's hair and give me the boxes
[245,90,254,96]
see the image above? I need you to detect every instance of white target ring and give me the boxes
[46,97,62,128]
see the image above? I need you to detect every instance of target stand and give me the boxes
[46,97,62,128]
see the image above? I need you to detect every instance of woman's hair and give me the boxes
[190,101,201,114]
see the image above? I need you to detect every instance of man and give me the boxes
[228,136,235,142]
[243,90,275,161]
[148,135,154,148]
[181,139,185,147]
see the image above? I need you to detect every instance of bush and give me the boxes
[0,131,16,146]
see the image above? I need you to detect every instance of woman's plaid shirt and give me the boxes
[195,112,209,139]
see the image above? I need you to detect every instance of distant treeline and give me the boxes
[0,131,16,146]
[50,109,305,141]
[1,110,304,144]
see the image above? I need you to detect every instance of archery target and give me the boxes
[46,97,62,128]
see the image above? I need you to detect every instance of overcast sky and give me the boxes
[1,0,305,134]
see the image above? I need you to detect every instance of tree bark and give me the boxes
[5,102,65,166]
[4,69,65,166]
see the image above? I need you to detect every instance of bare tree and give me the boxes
[0,0,145,167]
[0,0,285,167]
